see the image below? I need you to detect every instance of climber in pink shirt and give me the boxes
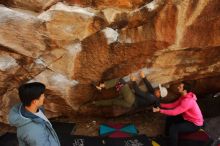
[153,81,204,146]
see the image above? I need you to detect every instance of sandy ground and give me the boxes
[72,110,165,137]
[1,110,219,140]
[0,109,165,137]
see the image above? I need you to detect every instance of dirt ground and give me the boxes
[0,109,165,137]
[1,109,219,140]
[72,110,165,137]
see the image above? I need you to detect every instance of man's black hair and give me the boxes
[18,82,46,106]
[181,81,192,93]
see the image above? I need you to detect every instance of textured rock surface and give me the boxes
[38,2,107,46]
[0,0,59,12]
[0,0,220,124]
[0,6,49,58]
[64,0,151,9]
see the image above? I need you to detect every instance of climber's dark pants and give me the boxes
[94,78,135,108]
[94,77,159,108]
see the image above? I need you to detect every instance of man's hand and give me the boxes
[140,71,145,78]
[96,86,102,90]
[153,107,160,112]
[130,74,137,81]
[96,83,105,90]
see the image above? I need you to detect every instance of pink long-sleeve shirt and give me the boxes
[160,92,204,126]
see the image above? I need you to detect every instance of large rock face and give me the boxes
[64,0,150,9]
[0,6,48,58]
[0,0,220,123]
[0,0,59,12]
